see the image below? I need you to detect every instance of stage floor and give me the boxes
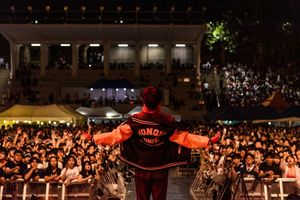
[125,169,195,200]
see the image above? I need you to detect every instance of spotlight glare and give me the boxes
[31,43,41,47]
[60,43,70,47]
[89,44,100,47]
[175,44,186,47]
[118,44,128,47]
[148,44,158,47]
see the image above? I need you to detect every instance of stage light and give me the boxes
[60,44,70,47]
[90,88,94,91]
[106,112,115,117]
[45,5,50,11]
[175,44,186,47]
[183,77,190,82]
[131,89,134,92]
[118,44,128,47]
[89,44,100,47]
[116,88,119,91]
[148,44,158,47]
[31,43,41,47]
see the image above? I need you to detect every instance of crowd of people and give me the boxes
[0,121,130,198]
[195,123,300,196]
[172,58,194,70]
[0,122,298,187]
[109,62,135,70]
[222,63,300,107]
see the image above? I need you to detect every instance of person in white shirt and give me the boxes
[60,155,80,184]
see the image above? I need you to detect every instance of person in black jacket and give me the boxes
[85,86,220,200]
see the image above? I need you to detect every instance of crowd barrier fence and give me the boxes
[190,168,299,200]
[0,177,124,200]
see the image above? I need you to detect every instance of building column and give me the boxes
[82,45,89,64]
[72,44,79,77]
[165,43,171,74]
[9,43,21,79]
[134,43,141,77]
[40,44,49,77]
[194,39,202,94]
[103,43,110,77]
[23,45,31,65]
[194,40,201,77]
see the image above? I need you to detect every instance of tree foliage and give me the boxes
[205,21,237,53]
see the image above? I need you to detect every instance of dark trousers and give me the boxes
[134,168,169,200]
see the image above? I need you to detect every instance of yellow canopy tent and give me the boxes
[0,104,83,124]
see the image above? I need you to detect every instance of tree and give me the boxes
[204,20,237,64]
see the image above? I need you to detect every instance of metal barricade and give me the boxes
[96,170,126,200]
[0,179,24,200]
[269,178,298,200]
[191,174,300,200]
[0,175,127,200]
[190,165,220,200]
[233,177,265,200]
[241,178,299,200]
[0,179,63,200]
[61,180,93,200]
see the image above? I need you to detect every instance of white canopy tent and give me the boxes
[124,106,181,121]
[76,106,123,121]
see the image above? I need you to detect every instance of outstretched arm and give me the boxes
[91,123,133,146]
[169,130,220,149]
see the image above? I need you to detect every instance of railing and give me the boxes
[190,168,299,200]
[0,10,205,24]
[0,175,126,200]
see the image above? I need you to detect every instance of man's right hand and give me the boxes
[82,132,92,141]
[211,131,221,144]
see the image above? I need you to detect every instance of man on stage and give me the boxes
[85,86,220,200]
